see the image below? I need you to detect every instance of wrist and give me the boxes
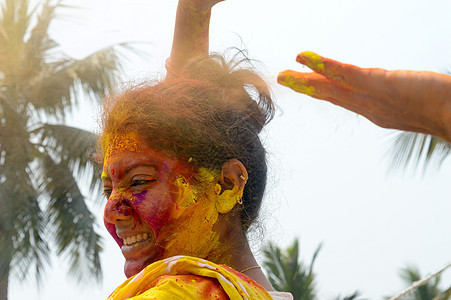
[178,0,214,15]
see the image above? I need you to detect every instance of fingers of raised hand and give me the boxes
[277,70,363,105]
[278,69,378,118]
[296,52,388,95]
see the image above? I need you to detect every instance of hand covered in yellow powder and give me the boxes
[278,52,451,143]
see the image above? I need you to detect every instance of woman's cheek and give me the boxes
[104,218,123,247]
[131,190,172,237]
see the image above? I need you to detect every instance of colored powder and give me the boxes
[298,51,325,73]
[103,132,140,159]
[216,185,242,214]
[279,72,317,97]
[156,167,235,266]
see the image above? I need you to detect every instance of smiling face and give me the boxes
[102,132,229,277]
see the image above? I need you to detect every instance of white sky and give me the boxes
[9,0,451,299]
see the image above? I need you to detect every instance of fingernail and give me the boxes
[296,51,325,73]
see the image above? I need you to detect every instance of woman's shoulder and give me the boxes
[108,255,273,299]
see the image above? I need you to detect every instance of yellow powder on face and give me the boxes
[158,168,238,266]
[299,51,326,73]
[216,185,242,214]
[171,176,197,219]
[103,132,140,159]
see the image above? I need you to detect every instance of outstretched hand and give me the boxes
[278,52,451,142]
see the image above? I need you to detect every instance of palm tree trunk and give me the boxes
[0,221,11,300]
[0,266,9,300]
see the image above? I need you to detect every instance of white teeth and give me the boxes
[122,233,151,246]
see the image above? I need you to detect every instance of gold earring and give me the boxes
[240,174,246,180]
[238,196,243,205]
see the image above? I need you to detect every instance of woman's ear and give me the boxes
[218,159,248,192]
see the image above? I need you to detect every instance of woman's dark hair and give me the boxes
[99,51,274,232]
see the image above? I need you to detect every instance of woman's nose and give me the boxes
[104,191,133,224]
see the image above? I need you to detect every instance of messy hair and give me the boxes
[99,51,275,232]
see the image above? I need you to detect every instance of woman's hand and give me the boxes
[278,52,451,142]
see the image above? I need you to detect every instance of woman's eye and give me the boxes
[131,178,158,187]
[103,189,112,199]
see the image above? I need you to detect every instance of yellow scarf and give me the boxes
[108,255,273,299]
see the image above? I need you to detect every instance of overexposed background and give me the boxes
[10,0,451,298]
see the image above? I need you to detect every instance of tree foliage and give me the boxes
[388,132,451,174]
[0,0,125,298]
[262,238,322,300]
[388,266,451,300]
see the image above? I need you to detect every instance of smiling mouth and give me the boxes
[122,232,152,246]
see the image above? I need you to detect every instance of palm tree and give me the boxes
[388,266,451,300]
[262,238,322,300]
[0,0,125,299]
[263,239,365,300]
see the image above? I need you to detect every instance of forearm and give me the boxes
[168,0,213,73]
[436,76,451,143]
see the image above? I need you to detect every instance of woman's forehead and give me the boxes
[102,132,196,177]
[103,132,141,160]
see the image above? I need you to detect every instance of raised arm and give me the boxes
[278,52,451,143]
[167,0,224,75]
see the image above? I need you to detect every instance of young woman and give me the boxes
[101,0,292,299]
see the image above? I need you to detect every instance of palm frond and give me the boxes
[388,132,451,174]
[27,0,59,55]
[263,238,320,300]
[26,45,124,118]
[389,264,451,300]
[39,153,102,282]
[0,152,50,282]
[334,291,366,300]
[31,123,102,200]
[67,45,125,102]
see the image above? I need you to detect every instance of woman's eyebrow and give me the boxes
[123,162,159,177]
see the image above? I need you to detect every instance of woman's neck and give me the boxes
[229,234,274,292]
[214,211,274,291]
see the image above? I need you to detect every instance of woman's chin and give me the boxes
[122,239,163,278]
[124,259,148,278]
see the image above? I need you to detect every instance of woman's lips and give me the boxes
[120,231,158,260]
